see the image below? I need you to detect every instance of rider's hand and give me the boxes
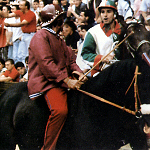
[72,71,88,82]
[64,77,84,89]
[102,54,114,63]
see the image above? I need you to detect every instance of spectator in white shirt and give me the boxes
[117,0,134,21]
[139,0,150,25]
[6,3,26,64]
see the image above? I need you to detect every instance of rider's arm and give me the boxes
[81,32,97,62]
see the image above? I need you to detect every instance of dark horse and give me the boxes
[0,23,150,150]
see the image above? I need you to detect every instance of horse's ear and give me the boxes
[116,15,127,28]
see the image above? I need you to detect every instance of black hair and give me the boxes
[43,0,53,5]
[64,18,77,32]
[15,61,25,69]
[33,0,39,3]
[6,59,14,65]
[25,56,29,63]
[83,9,95,24]
[0,58,5,66]
[12,4,20,10]
[78,25,88,31]
[21,0,30,10]
[3,5,11,12]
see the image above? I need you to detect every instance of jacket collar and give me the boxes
[100,21,121,37]
[42,27,57,35]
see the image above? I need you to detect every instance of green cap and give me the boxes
[98,0,117,12]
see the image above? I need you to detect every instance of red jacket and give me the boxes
[28,28,82,100]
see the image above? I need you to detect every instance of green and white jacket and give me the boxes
[81,22,121,67]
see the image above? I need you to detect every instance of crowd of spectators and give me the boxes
[0,0,150,82]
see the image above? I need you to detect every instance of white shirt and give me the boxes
[139,0,150,15]
[0,67,7,73]
[133,0,142,19]
[5,17,23,42]
[76,39,91,71]
[117,0,134,20]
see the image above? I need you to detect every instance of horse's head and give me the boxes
[124,22,150,57]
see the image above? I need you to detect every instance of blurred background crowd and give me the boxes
[0,0,149,82]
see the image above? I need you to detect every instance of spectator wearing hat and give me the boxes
[28,4,87,150]
[1,0,36,63]
[63,19,80,52]
[81,0,122,77]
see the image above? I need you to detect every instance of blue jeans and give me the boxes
[18,32,35,64]
[8,45,13,59]
[22,32,35,55]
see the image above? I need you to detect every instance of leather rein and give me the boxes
[77,66,141,117]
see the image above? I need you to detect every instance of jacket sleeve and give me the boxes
[81,32,97,62]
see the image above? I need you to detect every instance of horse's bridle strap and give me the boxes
[127,40,150,52]
[126,23,150,52]
[137,40,150,51]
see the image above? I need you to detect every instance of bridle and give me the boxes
[125,66,142,117]
[125,24,150,53]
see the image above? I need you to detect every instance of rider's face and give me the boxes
[100,8,114,25]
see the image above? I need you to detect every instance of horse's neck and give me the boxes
[83,59,136,93]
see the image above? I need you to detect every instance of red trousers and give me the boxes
[41,88,68,150]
